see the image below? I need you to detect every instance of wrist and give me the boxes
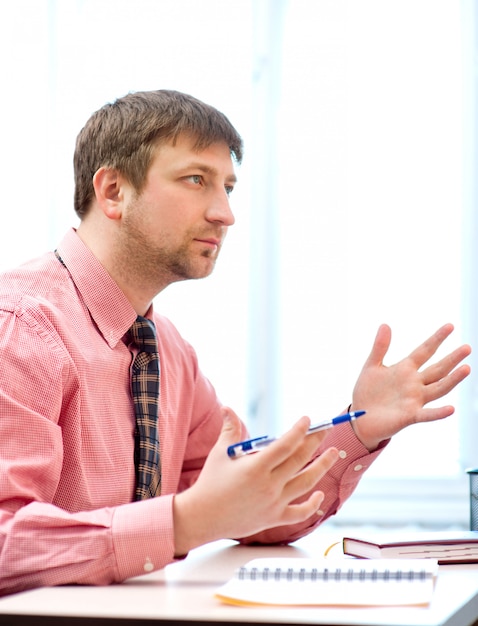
[348,404,381,452]
[173,491,223,557]
[173,492,204,557]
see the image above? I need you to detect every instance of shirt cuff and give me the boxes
[320,422,389,500]
[112,494,176,581]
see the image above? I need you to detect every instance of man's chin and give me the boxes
[170,259,217,282]
[193,261,217,280]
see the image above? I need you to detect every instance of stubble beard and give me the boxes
[119,211,221,291]
[159,238,220,282]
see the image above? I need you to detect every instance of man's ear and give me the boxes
[92,167,128,220]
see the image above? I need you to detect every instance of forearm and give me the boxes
[0,497,176,596]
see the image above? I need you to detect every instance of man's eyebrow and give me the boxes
[179,162,237,183]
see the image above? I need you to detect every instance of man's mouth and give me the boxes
[194,237,221,248]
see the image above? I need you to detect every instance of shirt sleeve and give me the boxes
[0,310,177,596]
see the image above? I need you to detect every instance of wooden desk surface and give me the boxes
[0,533,478,626]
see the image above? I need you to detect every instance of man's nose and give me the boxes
[206,189,235,226]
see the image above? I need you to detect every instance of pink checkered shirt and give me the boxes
[0,229,383,595]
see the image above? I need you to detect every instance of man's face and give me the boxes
[118,135,237,289]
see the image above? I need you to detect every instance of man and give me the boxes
[0,90,471,595]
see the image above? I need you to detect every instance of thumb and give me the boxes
[218,406,244,443]
[207,407,245,463]
[363,323,392,368]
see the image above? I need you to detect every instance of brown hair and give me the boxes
[73,90,243,218]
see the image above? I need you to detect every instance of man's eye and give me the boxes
[188,175,202,185]
[225,185,234,197]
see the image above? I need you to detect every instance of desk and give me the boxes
[0,534,478,626]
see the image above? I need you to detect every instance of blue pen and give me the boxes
[227,410,366,459]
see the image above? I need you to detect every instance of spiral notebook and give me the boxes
[215,557,438,607]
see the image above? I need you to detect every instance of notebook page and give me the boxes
[215,558,438,607]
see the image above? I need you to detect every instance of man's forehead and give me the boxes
[153,135,236,175]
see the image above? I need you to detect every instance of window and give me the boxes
[250,0,474,527]
[249,0,474,527]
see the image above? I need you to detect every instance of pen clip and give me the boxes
[227,436,269,458]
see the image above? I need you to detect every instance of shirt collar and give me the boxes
[55,228,140,348]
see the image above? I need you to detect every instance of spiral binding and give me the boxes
[237,565,429,582]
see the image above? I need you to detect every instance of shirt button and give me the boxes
[338,450,347,459]
[143,557,154,572]
[353,464,363,472]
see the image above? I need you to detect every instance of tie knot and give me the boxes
[129,316,158,354]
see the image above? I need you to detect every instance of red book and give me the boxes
[343,531,478,564]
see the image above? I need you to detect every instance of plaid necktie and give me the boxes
[129,316,161,500]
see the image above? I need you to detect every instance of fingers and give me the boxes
[257,416,329,477]
[240,417,339,514]
[281,491,326,525]
[407,323,455,369]
[410,329,471,404]
[259,446,339,526]
[284,445,339,500]
[422,363,471,405]
[421,344,472,386]
[266,419,339,506]
[365,323,468,374]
